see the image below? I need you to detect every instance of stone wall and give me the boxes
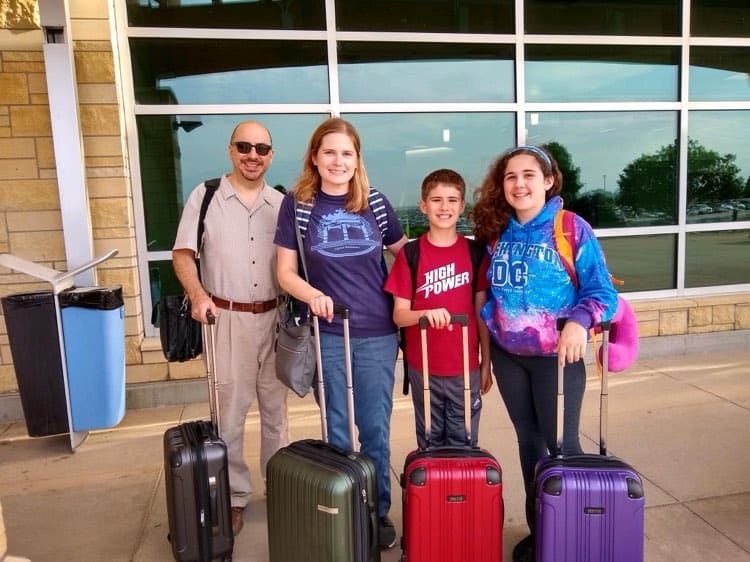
[0,0,146,394]
[139,293,750,384]
[633,294,750,337]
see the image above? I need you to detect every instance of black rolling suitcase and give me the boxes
[164,312,233,562]
[266,306,380,562]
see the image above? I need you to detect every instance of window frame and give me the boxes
[112,2,750,338]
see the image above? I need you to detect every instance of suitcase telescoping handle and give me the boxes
[419,313,471,448]
[203,310,222,435]
[313,305,358,451]
[554,318,611,457]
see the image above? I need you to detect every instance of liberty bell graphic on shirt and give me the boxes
[312,209,381,257]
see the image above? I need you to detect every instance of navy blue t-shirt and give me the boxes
[274,189,404,337]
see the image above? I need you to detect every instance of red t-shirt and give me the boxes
[384,235,489,375]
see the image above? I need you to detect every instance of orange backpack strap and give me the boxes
[554,210,604,375]
[554,209,578,289]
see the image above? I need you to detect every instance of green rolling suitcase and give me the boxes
[266,307,379,562]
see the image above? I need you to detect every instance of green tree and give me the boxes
[687,140,743,204]
[617,139,744,213]
[573,190,624,227]
[617,142,677,214]
[544,141,584,206]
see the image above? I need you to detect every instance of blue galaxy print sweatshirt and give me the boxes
[481,195,618,357]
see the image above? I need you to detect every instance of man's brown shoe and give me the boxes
[231,506,245,536]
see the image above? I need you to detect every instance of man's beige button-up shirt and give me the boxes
[173,175,283,303]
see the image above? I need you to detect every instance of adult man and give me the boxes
[172,120,289,536]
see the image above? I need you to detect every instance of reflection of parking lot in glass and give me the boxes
[687,200,750,224]
[617,202,750,226]
[623,213,672,226]
[688,208,750,224]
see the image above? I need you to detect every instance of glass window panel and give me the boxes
[335,0,513,33]
[690,47,750,102]
[525,112,678,228]
[686,231,750,288]
[148,260,182,325]
[138,113,328,252]
[525,0,680,36]
[338,43,515,103]
[130,39,328,105]
[600,235,676,292]
[688,111,750,224]
[691,0,750,38]
[342,113,516,237]
[526,45,679,102]
[126,0,325,30]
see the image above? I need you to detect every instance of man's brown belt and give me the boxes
[211,296,279,313]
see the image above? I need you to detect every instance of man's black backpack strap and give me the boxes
[156,177,220,340]
[196,177,221,251]
[191,176,221,285]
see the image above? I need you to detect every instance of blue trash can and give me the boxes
[60,286,126,432]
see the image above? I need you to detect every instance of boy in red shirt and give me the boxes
[385,169,492,447]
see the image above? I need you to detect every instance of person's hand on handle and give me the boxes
[557,320,588,365]
[422,308,453,330]
[190,293,218,324]
[309,293,334,323]
[172,248,217,324]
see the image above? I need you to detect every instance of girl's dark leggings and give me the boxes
[490,343,586,530]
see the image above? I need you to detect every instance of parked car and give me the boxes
[687,204,713,215]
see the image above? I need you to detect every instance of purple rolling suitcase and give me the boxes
[534,320,645,562]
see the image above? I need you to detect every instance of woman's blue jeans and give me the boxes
[316,331,398,518]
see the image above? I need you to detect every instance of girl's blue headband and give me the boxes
[506,145,552,169]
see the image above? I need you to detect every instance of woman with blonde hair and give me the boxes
[274,117,407,550]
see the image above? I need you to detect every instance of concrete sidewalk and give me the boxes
[1,349,749,561]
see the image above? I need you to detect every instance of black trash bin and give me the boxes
[1,291,69,437]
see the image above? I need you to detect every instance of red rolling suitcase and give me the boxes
[400,315,503,562]
[164,312,233,562]
[534,319,645,562]
[266,306,380,562]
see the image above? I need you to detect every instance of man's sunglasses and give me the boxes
[231,141,272,156]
